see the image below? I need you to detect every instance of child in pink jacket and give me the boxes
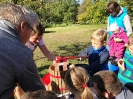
[108,23,129,65]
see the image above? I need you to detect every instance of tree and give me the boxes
[120,0,133,20]
[78,0,90,15]
[77,0,108,24]
[0,0,79,26]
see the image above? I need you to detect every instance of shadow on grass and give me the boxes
[39,73,48,77]
[44,31,56,33]
[56,42,91,56]
[38,65,49,77]
[38,65,49,71]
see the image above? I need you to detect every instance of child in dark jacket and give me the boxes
[78,29,109,77]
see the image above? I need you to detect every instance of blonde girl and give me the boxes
[65,67,98,99]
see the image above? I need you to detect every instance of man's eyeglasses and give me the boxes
[26,23,36,34]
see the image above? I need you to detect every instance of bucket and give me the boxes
[48,62,70,94]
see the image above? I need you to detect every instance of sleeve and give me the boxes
[17,55,45,92]
[39,38,45,46]
[121,33,129,44]
[108,35,114,46]
[120,51,130,73]
[81,51,109,71]
[124,15,133,37]
[78,46,91,56]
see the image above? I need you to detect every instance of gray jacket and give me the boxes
[115,86,133,99]
[0,20,45,99]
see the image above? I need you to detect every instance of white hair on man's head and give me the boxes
[0,3,39,28]
[18,5,39,27]
[0,3,25,26]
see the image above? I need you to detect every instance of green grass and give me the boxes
[34,24,107,77]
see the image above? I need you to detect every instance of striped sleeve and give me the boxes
[118,50,133,85]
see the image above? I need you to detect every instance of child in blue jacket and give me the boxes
[78,29,109,77]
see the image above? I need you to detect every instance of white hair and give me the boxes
[0,3,25,26]
[18,5,39,27]
[0,3,39,27]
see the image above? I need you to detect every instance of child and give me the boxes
[64,67,98,99]
[93,70,133,99]
[25,23,56,60]
[20,90,58,99]
[25,22,44,51]
[117,37,133,92]
[78,29,109,77]
[108,23,129,65]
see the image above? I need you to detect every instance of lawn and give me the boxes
[33,24,107,77]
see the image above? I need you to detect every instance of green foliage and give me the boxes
[77,0,133,24]
[0,0,132,26]
[0,0,78,27]
[120,0,133,20]
[49,0,78,26]
[77,0,108,24]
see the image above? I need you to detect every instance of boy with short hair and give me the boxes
[78,29,109,76]
[25,23,56,60]
[93,70,133,99]
[25,22,44,51]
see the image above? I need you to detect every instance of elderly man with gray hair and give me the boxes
[0,3,45,98]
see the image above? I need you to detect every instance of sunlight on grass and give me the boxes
[34,24,106,76]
